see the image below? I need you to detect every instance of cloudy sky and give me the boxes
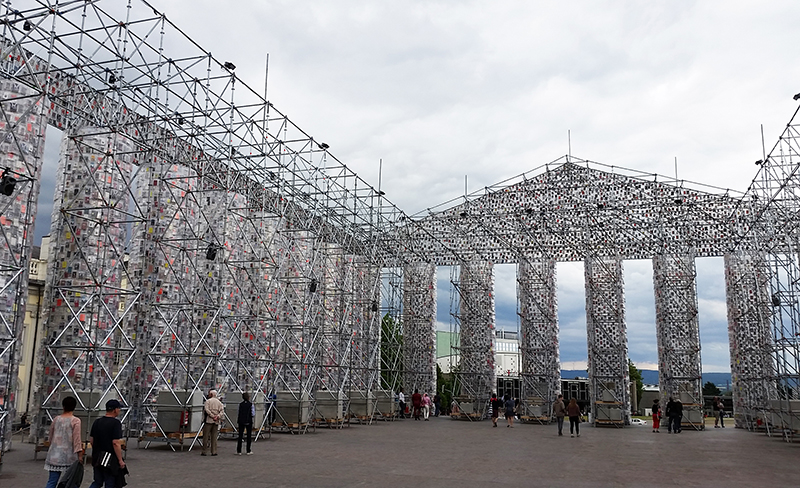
[34,1,800,373]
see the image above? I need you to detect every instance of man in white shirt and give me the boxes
[398,389,406,419]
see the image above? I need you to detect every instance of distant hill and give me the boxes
[561,369,731,388]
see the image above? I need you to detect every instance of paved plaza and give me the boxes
[1,417,798,487]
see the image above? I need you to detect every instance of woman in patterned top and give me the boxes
[44,396,84,488]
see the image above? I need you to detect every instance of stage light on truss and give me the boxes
[524,208,534,215]
[755,160,764,166]
[309,279,318,293]
[318,142,329,150]
[175,112,185,126]
[23,20,31,31]
[108,72,116,84]
[459,211,468,218]
[206,245,218,260]
[371,301,379,312]
[772,294,781,307]
[0,168,17,196]
[224,61,236,71]
[794,93,800,101]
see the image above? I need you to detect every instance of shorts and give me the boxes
[492,410,499,418]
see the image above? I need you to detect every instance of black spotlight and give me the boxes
[108,72,116,85]
[0,168,17,196]
[371,301,378,312]
[206,245,217,260]
[319,142,329,150]
[22,20,31,31]
[459,211,468,218]
[176,113,185,126]
[755,160,764,166]
[794,93,800,101]
[309,279,318,293]
[772,294,781,307]
[224,61,236,71]
[674,198,682,205]
[524,208,534,215]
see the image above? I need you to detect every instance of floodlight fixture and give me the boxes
[23,20,31,31]
[0,168,17,196]
[794,93,800,101]
[459,211,468,218]
[206,245,218,260]
[755,160,763,166]
[309,279,318,293]
[224,61,236,71]
[319,142,329,150]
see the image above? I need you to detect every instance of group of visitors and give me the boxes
[489,392,519,428]
[44,397,127,488]
[398,389,441,419]
[651,396,696,433]
[43,389,259,487]
[552,394,583,437]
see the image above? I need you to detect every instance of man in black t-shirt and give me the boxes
[88,399,126,488]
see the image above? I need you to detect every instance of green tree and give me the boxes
[380,314,403,391]
[702,381,721,397]
[628,359,643,404]
[436,363,455,415]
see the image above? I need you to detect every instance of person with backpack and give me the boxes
[88,399,126,488]
[553,394,567,436]
[237,392,255,455]
[504,394,516,428]
[567,397,582,437]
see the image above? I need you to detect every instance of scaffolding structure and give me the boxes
[406,161,748,426]
[0,0,422,461]
[732,104,800,436]
[1,1,800,465]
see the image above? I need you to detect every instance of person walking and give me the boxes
[651,398,661,433]
[398,389,406,419]
[665,397,675,433]
[490,393,502,428]
[717,397,725,428]
[44,396,84,488]
[236,392,255,455]
[567,398,581,437]
[553,394,566,436]
[422,393,432,420]
[411,389,422,420]
[202,390,224,456]
[433,393,441,417]
[504,394,515,428]
[88,399,126,488]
